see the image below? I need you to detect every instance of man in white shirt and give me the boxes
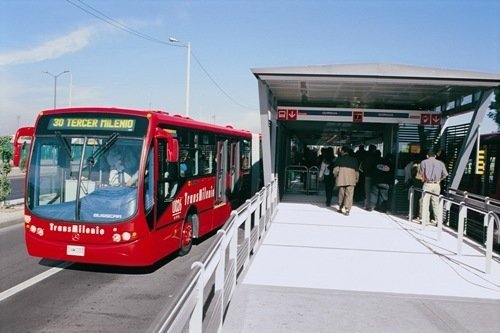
[106,148,138,186]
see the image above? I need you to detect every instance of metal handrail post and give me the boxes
[484,212,499,274]
[228,212,238,299]
[421,190,429,230]
[244,199,252,266]
[485,213,493,274]
[457,202,467,255]
[437,195,444,240]
[189,262,204,333]
[214,234,226,332]
[408,186,414,223]
[262,188,268,228]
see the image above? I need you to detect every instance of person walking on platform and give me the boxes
[354,144,366,202]
[417,149,448,226]
[368,151,394,212]
[318,147,335,207]
[359,144,377,210]
[333,145,359,216]
[404,154,424,221]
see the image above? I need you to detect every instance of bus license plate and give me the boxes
[67,245,85,257]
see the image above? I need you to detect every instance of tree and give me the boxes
[0,136,12,206]
[487,85,500,131]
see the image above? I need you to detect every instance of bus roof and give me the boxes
[38,107,256,138]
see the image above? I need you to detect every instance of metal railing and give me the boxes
[149,179,279,332]
[284,165,319,194]
[408,186,500,274]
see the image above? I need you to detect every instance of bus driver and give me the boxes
[106,147,139,186]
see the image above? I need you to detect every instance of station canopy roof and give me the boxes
[252,63,500,114]
[252,63,500,146]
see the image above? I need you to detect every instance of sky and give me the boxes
[0,0,499,136]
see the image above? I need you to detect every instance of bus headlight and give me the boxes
[112,231,137,242]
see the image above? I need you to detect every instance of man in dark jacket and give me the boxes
[367,151,394,212]
[359,144,377,210]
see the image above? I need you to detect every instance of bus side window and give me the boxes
[180,149,196,177]
[157,140,167,199]
[199,150,209,175]
[158,139,178,201]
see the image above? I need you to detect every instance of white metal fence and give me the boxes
[148,179,279,332]
[409,186,500,274]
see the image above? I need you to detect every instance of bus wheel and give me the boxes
[179,214,194,256]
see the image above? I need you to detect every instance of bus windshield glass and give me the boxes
[27,134,144,223]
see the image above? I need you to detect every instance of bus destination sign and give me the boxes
[48,117,136,132]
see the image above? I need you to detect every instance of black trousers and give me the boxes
[324,175,334,206]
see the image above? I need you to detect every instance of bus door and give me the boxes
[215,139,228,204]
[154,131,179,231]
[213,138,233,227]
[229,141,240,194]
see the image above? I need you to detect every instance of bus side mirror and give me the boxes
[155,128,179,163]
[13,126,34,167]
[166,138,178,163]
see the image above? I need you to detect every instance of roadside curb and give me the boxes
[0,199,24,229]
[0,215,24,229]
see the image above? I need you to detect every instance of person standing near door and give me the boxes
[368,151,394,212]
[333,145,359,216]
[319,147,335,206]
[418,149,448,225]
[359,144,377,210]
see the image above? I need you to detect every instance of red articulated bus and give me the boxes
[18,107,261,266]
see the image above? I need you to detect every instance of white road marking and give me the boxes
[0,262,72,302]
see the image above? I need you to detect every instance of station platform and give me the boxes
[223,194,500,332]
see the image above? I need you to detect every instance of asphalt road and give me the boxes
[6,175,24,201]
[0,220,216,332]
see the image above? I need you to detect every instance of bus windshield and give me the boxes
[27,134,143,223]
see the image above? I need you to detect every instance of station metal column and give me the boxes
[448,90,494,190]
[258,80,277,186]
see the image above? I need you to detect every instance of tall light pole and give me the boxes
[68,71,73,107]
[169,37,191,117]
[43,70,69,109]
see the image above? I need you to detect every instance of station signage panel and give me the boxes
[277,109,297,120]
[277,107,441,125]
[419,113,441,125]
[353,111,363,123]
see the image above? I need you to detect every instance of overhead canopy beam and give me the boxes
[253,63,500,112]
[252,63,500,183]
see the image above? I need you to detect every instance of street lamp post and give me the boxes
[43,70,70,109]
[68,71,73,107]
[169,37,191,117]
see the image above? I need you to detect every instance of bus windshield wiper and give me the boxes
[55,132,72,160]
[86,132,119,166]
